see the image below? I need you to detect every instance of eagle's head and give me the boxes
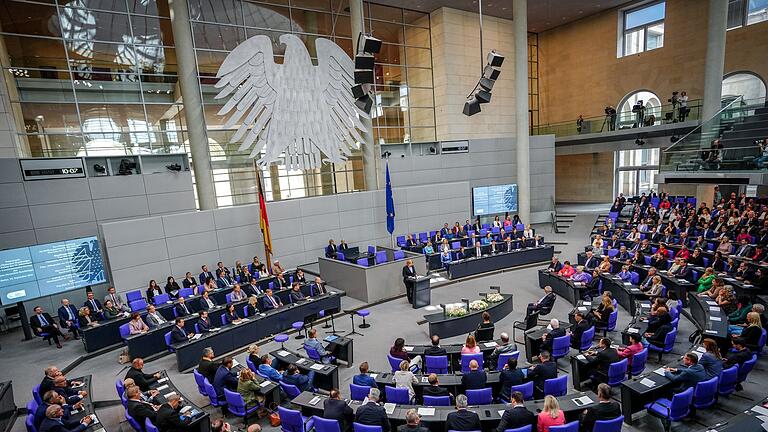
[279,34,311,66]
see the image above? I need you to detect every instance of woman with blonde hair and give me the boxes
[592,235,604,256]
[247,344,261,366]
[537,395,565,432]
[598,256,612,273]
[739,312,763,351]
[461,334,480,354]
[393,360,418,401]
[697,267,716,293]
[245,295,259,317]
[237,367,265,406]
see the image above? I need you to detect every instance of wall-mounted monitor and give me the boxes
[0,236,106,304]
[472,184,518,215]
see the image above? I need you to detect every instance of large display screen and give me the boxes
[473,184,518,215]
[0,237,106,304]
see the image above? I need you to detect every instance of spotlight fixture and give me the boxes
[166,163,182,172]
[93,164,106,174]
[352,34,382,115]
[487,50,504,67]
[428,146,436,154]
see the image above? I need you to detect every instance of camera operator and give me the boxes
[632,100,645,128]
[754,137,768,168]
[679,91,689,122]
[669,91,679,122]
[576,115,584,133]
[604,106,617,131]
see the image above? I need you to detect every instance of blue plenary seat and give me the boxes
[548,421,578,432]
[593,416,623,432]
[692,376,718,409]
[350,384,370,401]
[125,290,143,303]
[385,386,410,404]
[460,353,483,373]
[423,395,450,406]
[645,387,693,432]
[630,348,648,377]
[425,355,449,374]
[543,375,567,397]
[509,382,533,401]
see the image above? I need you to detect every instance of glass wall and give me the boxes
[0,0,435,207]
[615,148,659,196]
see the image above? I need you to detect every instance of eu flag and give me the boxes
[385,162,395,235]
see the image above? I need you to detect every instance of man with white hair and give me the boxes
[445,395,481,431]
[354,388,389,432]
[397,409,429,432]
[540,319,566,352]
[155,393,191,431]
[489,332,517,370]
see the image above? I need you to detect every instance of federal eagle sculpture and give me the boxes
[215,34,370,170]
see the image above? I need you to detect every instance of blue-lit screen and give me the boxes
[473,184,519,215]
[0,237,106,304]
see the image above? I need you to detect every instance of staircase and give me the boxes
[551,199,575,234]
[664,98,768,171]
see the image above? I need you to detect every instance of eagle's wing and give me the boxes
[214,35,278,158]
[315,38,369,163]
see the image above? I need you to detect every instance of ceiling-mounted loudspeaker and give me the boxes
[476,89,492,104]
[355,54,374,70]
[361,35,382,54]
[351,84,368,99]
[355,94,373,113]
[463,97,481,116]
[354,69,374,84]
[479,77,495,91]
[483,65,500,80]
[487,50,504,67]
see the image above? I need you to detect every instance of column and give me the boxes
[168,0,217,210]
[513,0,530,223]
[702,0,728,122]
[349,0,378,190]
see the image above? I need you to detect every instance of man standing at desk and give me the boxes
[402,259,417,304]
[445,394,481,432]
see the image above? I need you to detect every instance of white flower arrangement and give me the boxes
[486,293,503,303]
[445,304,467,317]
[469,300,488,311]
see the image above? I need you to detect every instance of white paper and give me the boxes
[623,282,632,286]
[653,368,666,376]
[706,301,719,306]
[711,316,722,321]
[232,359,241,367]
[709,307,720,312]
[192,334,201,340]
[484,342,498,348]
[421,377,429,383]
[164,391,177,398]
[156,385,169,391]
[639,378,656,388]
[573,396,593,406]
[695,346,706,353]
[259,381,271,387]
[404,346,414,352]
[310,363,324,371]
[369,374,378,379]
[157,378,168,383]
[576,354,586,361]
[750,405,768,416]
[277,350,291,357]
[309,396,321,406]
[498,409,506,416]
[577,307,588,312]
[418,408,435,416]
[627,328,639,334]
[704,330,718,334]
[384,403,396,415]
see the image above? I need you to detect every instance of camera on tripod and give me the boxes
[604,106,616,116]
[631,100,645,113]
[118,158,137,175]
[668,91,679,103]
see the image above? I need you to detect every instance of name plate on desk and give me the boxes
[639,378,656,388]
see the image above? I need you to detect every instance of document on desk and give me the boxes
[750,404,768,416]
[417,408,435,416]
[576,354,587,361]
[484,342,498,348]
[232,359,241,367]
[259,380,271,387]
[709,307,720,312]
[696,346,706,353]
[421,376,429,383]
[498,409,505,416]
[157,377,168,384]
[572,396,593,406]
[309,396,321,406]
[384,403,396,415]
[627,328,639,334]
[310,363,325,371]
[711,316,722,321]
[639,378,656,388]
[404,346,414,352]
[623,282,632,286]
[156,385,169,391]
[577,307,588,312]
[653,368,666,376]
[164,391,177,398]
[706,301,719,306]
[191,334,202,340]
[277,350,291,357]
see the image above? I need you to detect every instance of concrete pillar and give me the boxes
[702,0,728,122]
[349,0,378,190]
[168,0,217,210]
[513,0,530,223]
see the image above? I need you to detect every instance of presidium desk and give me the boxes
[318,247,425,303]
[446,245,554,279]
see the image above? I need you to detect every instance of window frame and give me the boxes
[727,0,768,29]
[620,0,666,57]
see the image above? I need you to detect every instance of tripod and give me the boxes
[600,114,611,132]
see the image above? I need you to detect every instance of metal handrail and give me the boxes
[663,96,744,151]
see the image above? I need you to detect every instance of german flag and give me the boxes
[255,168,273,260]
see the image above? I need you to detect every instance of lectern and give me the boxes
[411,276,431,308]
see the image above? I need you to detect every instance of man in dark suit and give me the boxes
[526,286,556,317]
[198,347,219,383]
[155,394,192,432]
[472,241,484,258]
[422,374,452,402]
[213,357,238,398]
[57,299,80,339]
[579,384,621,432]
[243,276,263,297]
[445,394,481,432]
[39,404,91,432]
[725,337,754,369]
[672,259,692,281]
[583,250,599,269]
[461,360,487,390]
[197,311,213,333]
[526,351,558,399]
[289,283,306,303]
[402,259,417,304]
[325,239,338,258]
[664,352,707,392]
[495,391,535,432]
[199,265,215,288]
[398,409,430,432]
[424,335,447,357]
[170,318,191,344]
[83,292,103,318]
[583,338,621,389]
[34,391,80,430]
[52,376,84,405]
[30,306,66,348]
[126,358,160,392]
[261,289,283,310]
[125,385,158,429]
[324,389,354,431]
[354,388,389,432]
[540,319,566,353]
[311,276,327,296]
[570,312,590,348]
[174,297,192,317]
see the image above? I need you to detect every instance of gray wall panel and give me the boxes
[162,211,215,237]
[24,178,92,205]
[112,261,172,293]
[28,201,96,228]
[216,225,261,249]
[0,159,21,183]
[108,239,169,270]
[143,172,194,194]
[100,217,165,247]
[0,183,27,208]
[166,231,219,259]
[299,196,339,216]
[34,222,98,244]
[213,205,257,229]
[338,192,374,211]
[147,191,197,215]
[93,196,150,221]
[88,176,146,199]
[0,229,36,249]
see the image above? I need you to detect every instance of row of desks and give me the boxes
[446,246,554,279]
[147,371,211,432]
[291,389,599,429]
[173,292,342,371]
[66,376,106,432]
[81,273,287,352]
[126,283,325,361]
